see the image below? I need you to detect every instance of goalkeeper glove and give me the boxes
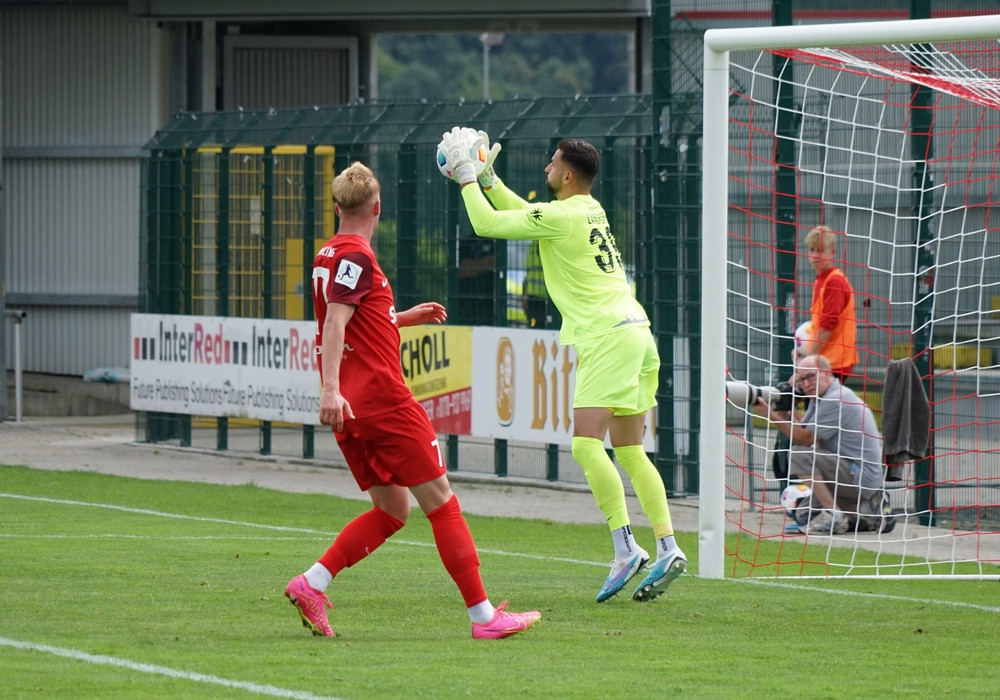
[437,126,479,185]
[477,130,502,190]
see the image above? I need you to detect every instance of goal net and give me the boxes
[700,16,1000,579]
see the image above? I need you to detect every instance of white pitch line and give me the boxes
[5,492,999,612]
[0,534,332,541]
[731,576,1000,613]
[0,493,333,535]
[0,636,345,700]
[0,492,606,567]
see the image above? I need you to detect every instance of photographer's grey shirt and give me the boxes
[801,379,884,489]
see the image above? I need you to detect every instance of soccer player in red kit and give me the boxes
[284,161,540,640]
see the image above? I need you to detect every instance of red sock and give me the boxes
[318,507,404,576]
[427,495,487,607]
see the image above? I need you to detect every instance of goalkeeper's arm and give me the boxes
[474,130,531,211]
[461,185,567,242]
[481,178,531,211]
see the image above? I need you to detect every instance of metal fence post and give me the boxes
[910,9,937,527]
[5,310,26,422]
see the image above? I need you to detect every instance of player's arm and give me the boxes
[753,399,814,446]
[473,129,529,210]
[482,178,531,211]
[441,127,528,211]
[460,184,567,242]
[441,126,564,240]
[397,302,447,327]
[319,302,355,431]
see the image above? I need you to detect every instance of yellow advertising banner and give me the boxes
[400,325,473,434]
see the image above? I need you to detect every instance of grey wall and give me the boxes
[2,4,163,374]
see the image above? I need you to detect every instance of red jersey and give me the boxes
[311,233,413,419]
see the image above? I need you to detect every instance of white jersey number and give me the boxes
[312,266,331,303]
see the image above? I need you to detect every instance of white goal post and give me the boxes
[700,15,1000,580]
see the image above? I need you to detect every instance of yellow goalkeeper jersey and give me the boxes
[462,181,649,344]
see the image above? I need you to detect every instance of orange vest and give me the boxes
[810,267,858,372]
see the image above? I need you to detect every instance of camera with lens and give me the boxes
[725,380,796,413]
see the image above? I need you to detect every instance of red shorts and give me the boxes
[334,398,445,491]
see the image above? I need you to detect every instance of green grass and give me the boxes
[1,465,998,699]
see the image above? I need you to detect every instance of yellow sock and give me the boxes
[614,444,674,540]
[571,436,629,530]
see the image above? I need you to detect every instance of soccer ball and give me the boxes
[780,482,813,525]
[793,321,813,356]
[435,146,452,177]
[436,129,488,180]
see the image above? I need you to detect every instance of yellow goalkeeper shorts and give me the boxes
[573,325,659,415]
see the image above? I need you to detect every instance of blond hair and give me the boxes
[805,224,838,254]
[332,162,380,213]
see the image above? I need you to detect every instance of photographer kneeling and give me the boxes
[753,355,885,535]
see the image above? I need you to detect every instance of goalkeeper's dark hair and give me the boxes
[557,138,600,185]
[332,161,380,213]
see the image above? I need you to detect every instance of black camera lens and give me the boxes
[771,381,794,413]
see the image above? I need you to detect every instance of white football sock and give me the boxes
[468,600,496,624]
[304,563,333,592]
[612,524,640,561]
[656,534,678,559]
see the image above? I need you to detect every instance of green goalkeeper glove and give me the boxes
[437,126,480,185]
[477,130,502,190]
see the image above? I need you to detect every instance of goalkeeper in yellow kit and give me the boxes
[437,127,686,602]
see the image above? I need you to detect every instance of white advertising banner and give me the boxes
[470,327,655,450]
[131,315,655,450]
[130,314,321,424]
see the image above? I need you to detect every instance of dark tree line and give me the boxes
[376,32,633,101]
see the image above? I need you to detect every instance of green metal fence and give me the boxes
[139,95,702,495]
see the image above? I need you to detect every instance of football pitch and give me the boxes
[1,465,997,699]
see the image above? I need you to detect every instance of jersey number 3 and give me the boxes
[590,227,624,273]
